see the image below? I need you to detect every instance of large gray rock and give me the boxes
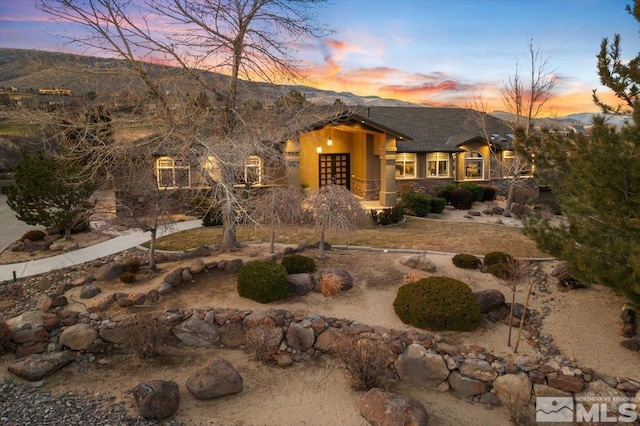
[171,315,220,347]
[459,359,498,382]
[189,259,206,275]
[400,254,437,272]
[314,327,345,354]
[8,351,75,381]
[186,358,243,399]
[132,380,180,420]
[285,321,316,351]
[359,388,429,426]
[95,263,125,281]
[321,267,354,290]
[164,268,183,286]
[79,283,102,299]
[286,273,316,296]
[59,323,99,351]
[493,373,532,407]
[473,289,506,314]
[576,380,628,413]
[448,371,488,398]
[218,322,245,348]
[395,343,449,387]
[6,311,43,334]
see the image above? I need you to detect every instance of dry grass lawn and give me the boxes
[152,217,547,258]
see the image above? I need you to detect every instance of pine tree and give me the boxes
[524,2,640,304]
[7,148,95,239]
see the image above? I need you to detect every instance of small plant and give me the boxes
[484,251,514,268]
[393,276,481,331]
[119,271,137,284]
[244,318,282,362]
[0,320,13,354]
[320,273,342,297]
[401,190,430,217]
[370,205,404,225]
[337,335,395,391]
[429,197,446,214]
[237,261,288,303]
[202,209,223,227]
[448,189,474,210]
[452,253,481,269]
[126,313,166,359]
[124,258,141,273]
[459,182,484,202]
[21,229,46,242]
[281,254,316,274]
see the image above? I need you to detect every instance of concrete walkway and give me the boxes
[0,220,202,282]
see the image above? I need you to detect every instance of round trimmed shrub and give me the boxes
[429,197,446,214]
[281,254,316,274]
[21,229,46,242]
[393,276,482,331]
[483,251,513,267]
[448,189,474,210]
[481,186,497,202]
[459,182,484,202]
[487,263,511,280]
[452,253,481,269]
[119,271,137,284]
[202,210,223,227]
[237,261,288,303]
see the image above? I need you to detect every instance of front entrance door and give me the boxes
[319,154,350,189]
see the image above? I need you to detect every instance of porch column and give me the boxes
[379,135,397,207]
[284,138,301,187]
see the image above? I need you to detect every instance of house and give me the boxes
[144,106,531,211]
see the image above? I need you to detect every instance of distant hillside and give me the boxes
[489,110,627,132]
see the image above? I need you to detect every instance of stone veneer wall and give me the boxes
[350,177,380,201]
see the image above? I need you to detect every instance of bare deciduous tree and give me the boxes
[502,258,534,347]
[306,184,371,258]
[35,0,333,250]
[250,185,304,253]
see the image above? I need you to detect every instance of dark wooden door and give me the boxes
[319,154,350,189]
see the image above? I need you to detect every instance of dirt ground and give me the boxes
[1,206,638,425]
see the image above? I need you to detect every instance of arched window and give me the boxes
[464,151,484,180]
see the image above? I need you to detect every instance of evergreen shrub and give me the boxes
[401,191,431,217]
[487,263,511,280]
[370,204,404,225]
[459,182,484,202]
[448,189,474,210]
[483,251,514,267]
[452,253,481,269]
[202,209,223,227]
[393,276,481,331]
[481,186,497,202]
[281,254,316,274]
[429,197,446,214]
[237,261,288,303]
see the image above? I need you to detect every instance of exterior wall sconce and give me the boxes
[327,137,333,146]
[316,145,322,153]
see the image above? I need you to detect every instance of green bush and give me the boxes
[401,191,431,217]
[237,261,289,303]
[448,189,474,210]
[459,182,484,202]
[124,258,141,274]
[370,204,404,225]
[436,183,456,201]
[281,254,316,274]
[202,209,223,227]
[481,186,497,202]
[452,254,481,269]
[393,277,481,331]
[119,271,137,284]
[21,229,46,242]
[429,197,446,214]
[487,263,511,280]
[484,251,514,267]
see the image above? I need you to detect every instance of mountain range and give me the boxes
[0,48,627,129]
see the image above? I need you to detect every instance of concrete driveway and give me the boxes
[0,194,35,253]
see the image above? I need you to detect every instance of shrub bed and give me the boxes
[393,276,481,331]
[237,261,288,303]
[370,205,404,225]
[281,254,316,274]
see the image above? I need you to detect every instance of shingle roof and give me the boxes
[353,106,512,153]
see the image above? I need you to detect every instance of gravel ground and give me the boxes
[0,378,183,426]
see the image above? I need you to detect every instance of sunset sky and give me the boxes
[1,0,638,116]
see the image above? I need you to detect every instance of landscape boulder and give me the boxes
[448,371,488,398]
[8,351,75,381]
[320,267,354,290]
[171,315,220,347]
[95,263,125,281]
[59,323,99,351]
[400,254,437,272]
[285,321,316,351]
[473,290,506,314]
[395,343,449,387]
[286,273,316,296]
[186,358,243,399]
[132,380,180,420]
[493,373,532,407]
[6,311,43,334]
[359,388,429,426]
[79,283,101,299]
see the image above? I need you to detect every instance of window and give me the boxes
[464,151,484,180]
[156,156,191,188]
[427,153,449,177]
[502,151,534,177]
[240,155,263,185]
[395,153,416,178]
